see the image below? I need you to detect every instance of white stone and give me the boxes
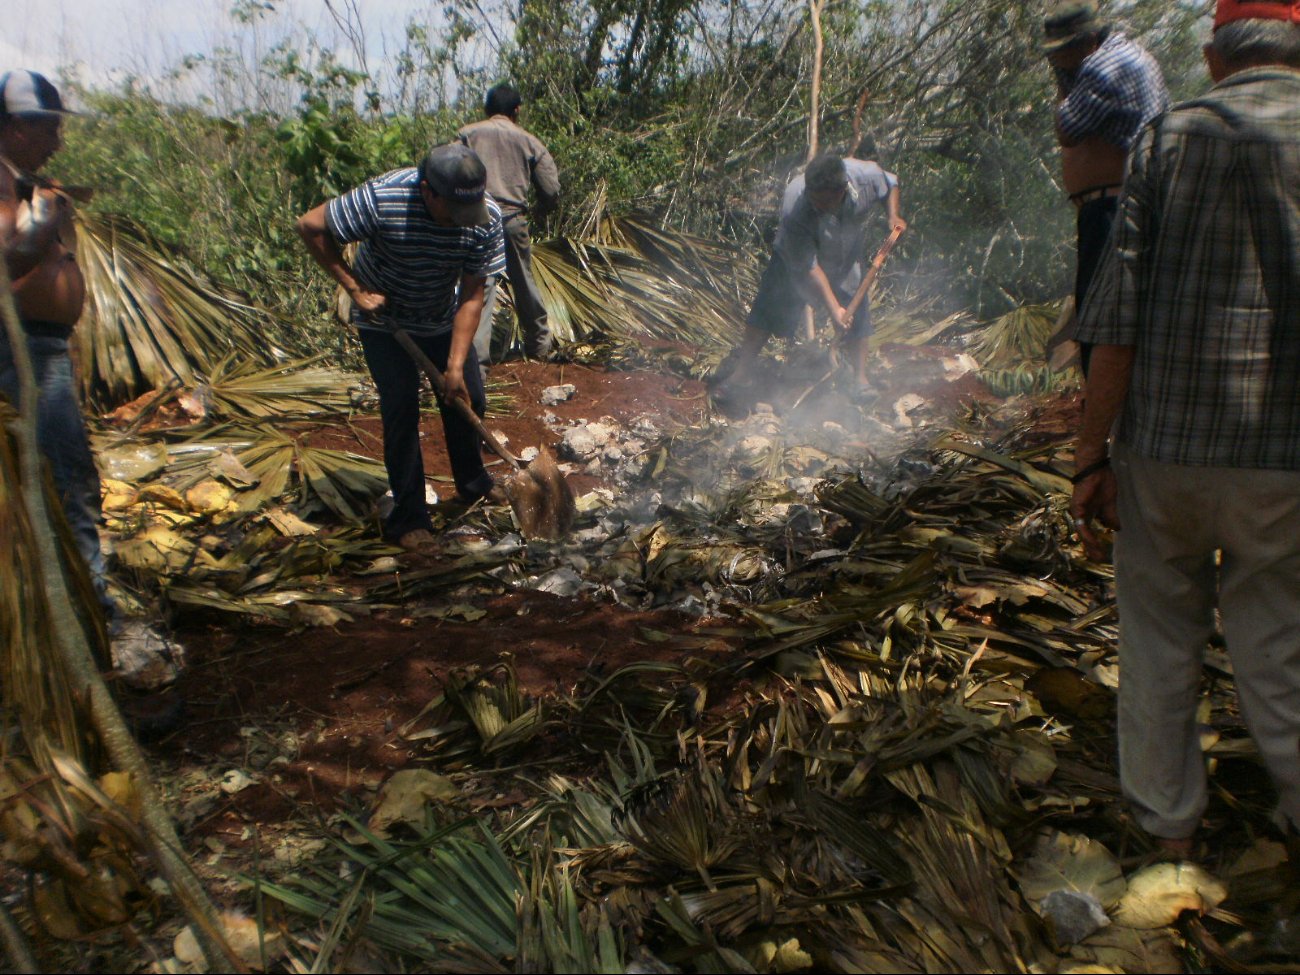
[540,384,578,406]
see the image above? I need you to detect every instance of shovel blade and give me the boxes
[501,445,576,541]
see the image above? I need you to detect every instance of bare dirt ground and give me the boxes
[144,358,718,859]
[144,347,1033,868]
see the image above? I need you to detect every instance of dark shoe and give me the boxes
[458,484,508,506]
[120,686,186,741]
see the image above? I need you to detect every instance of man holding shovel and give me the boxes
[716,152,905,405]
[297,144,506,554]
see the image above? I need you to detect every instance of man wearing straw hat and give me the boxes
[1043,1,1167,375]
[1072,0,1300,857]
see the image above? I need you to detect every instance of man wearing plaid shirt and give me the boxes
[1071,0,1300,857]
[1043,1,1168,375]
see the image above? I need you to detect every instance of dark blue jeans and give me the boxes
[1075,196,1119,378]
[0,328,110,610]
[358,327,494,540]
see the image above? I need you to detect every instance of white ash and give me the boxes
[892,394,928,428]
[942,353,980,380]
[631,416,660,438]
[529,566,586,596]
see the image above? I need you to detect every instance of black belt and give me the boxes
[20,320,75,339]
[1069,184,1123,207]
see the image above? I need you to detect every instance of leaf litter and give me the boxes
[4,223,1296,971]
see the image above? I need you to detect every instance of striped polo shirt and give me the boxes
[326,167,506,336]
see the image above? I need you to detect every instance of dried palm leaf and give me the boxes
[73,212,287,408]
[161,423,389,522]
[444,663,545,758]
[195,354,360,419]
[615,761,744,889]
[967,303,1062,369]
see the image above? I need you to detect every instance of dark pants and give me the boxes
[358,327,493,540]
[1075,196,1120,378]
[746,254,871,340]
[0,326,111,611]
[473,213,551,363]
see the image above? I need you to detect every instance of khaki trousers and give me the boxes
[1113,443,1300,838]
[473,214,551,364]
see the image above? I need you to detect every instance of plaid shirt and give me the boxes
[1074,68,1300,470]
[1057,29,1169,150]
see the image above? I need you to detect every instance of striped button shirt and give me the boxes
[1057,29,1169,151]
[1074,67,1300,470]
[326,167,506,336]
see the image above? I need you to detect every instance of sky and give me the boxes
[4,0,457,107]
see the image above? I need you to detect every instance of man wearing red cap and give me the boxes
[1072,0,1300,856]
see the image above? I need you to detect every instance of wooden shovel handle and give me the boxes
[843,224,904,322]
[388,326,524,471]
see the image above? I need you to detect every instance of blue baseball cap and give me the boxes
[0,70,73,120]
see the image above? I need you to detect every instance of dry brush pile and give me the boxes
[1,213,1295,973]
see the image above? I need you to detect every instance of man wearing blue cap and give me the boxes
[297,144,507,554]
[2,70,187,700]
[0,70,107,599]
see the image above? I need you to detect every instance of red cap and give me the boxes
[1214,0,1300,29]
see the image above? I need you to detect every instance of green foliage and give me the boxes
[50,0,1209,357]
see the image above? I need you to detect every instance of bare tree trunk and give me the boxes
[807,0,824,162]
[851,87,870,152]
[0,263,245,974]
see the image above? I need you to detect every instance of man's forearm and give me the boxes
[806,265,840,315]
[1077,343,1136,466]
[4,190,66,279]
[296,206,363,294]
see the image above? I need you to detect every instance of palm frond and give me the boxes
[74,212,288,408]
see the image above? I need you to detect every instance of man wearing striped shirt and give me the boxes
[1044,1,1168,375]
[1071,0,1300,857]
[297,144,507,554]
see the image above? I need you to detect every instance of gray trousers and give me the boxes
[1113,443,1300,838]
[474,213,551,364]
